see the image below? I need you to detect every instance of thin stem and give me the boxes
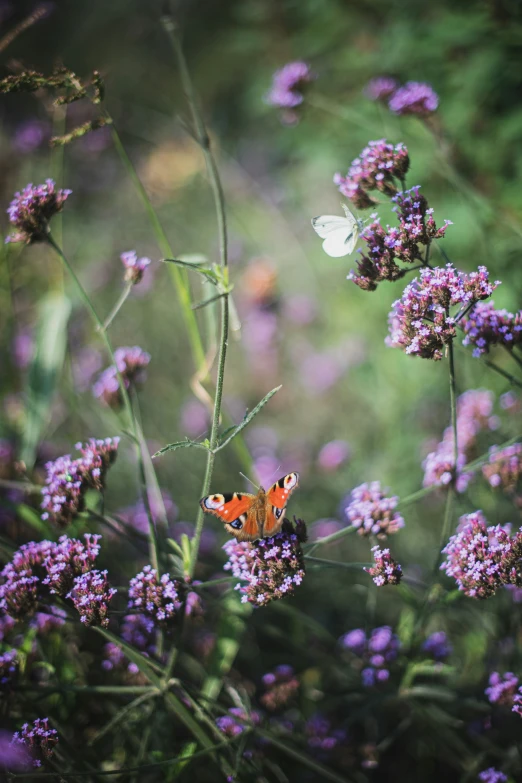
[0,478,41,493]
[432,485,454,580]
[162,17,230,580]
[304,556,372,570]
[100,280,133,331]
[482,357,522,389]
[506,344,522,373]
[448,338,459,475]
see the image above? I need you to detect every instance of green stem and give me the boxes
[506,344,522,373]
[162,17,230,580]
[304,556,372,570]
[101,280,133,331]
[448,338,459,476]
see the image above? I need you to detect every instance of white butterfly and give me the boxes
[311,204,364,257]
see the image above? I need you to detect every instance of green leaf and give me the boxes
[216,385,282,451]
[152,439,209,458]
[20,293,71,469]
[201,592,252,702]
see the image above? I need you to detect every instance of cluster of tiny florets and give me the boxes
[10,718,59,768]
[478,769,508,783]
[339,626,400,687]
[260,664,300,711]
[0,648,18,690]
[266,62,316,124]
[421,631,452,661]
[364,77,399,101]
[344,482,404,538]
[364,546,402,586]
[482,443,522,495]
[223,520,307,607]
[103,613,156,674]
[334,139,410,209]
[215,707,261,737]
[66,569,116,627]
[6,180,71,243]
[127,565,183,625]
[365,78,439,116]
[120,250,151,284]
[93,346,150,409]
[440,511,522,598]
[41,438,119,526]
[461,300,522,357]
[485,671,519,706]
[386,264,498,360]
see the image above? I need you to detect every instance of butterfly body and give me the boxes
[200,472,299,542]
[311,203,364,257]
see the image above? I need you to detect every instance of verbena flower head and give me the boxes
[334,139,410,209]
[93,346,151,409]
[11,718,58,768]
[478,769,507,783]
[261,664,299,711]
[266,61,315,123]
[31,608,66,635]
[482,443,522,493]
[386,264,498,360]
[305,714,348,752]
[440,511,522,598]
[103,614,156,674]
[0,566,40,618]
[42,533,101,595]
[365,546,402,586]
[127,565,183,625]
[364,77,398,101]
[462,300,522,356]
[41,438,119,526]
[485,671,519,706]
[223,519,307,607]
[66,569,116,627]
[344,482,404,538]
[422,631,452,661]
[317,440,351,472]
[215,707,261,738]
[0,649,18,690]
[340,626,399,686]
[388,81,439,116]
[120,250,151,284]
[6,179,71,243]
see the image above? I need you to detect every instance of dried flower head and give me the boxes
[261,665,300,711]
[93,346,150,409]
[388,81,439,116]
[266,62,316,124]
[127,565,183,625]
[6,180,71,243]
[462,300,522,356]
[120,250,151,285]
[364,77,398,101]
[66,569,116,627]
[344,482,404,539]
[11,718,58,768]
[334,140,410,209]
[386,264,498,360]
[223,519,306,607]
[365,546,402,586]
[441,511,522,598]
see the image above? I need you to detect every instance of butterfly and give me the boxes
[199,472,299,542]
[311,204,365,257]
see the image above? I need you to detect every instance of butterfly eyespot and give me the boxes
[230,519,243,530]
[274,507,285,520]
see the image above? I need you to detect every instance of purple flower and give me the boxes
[440,511,522,598]
[305,714,348,752]
[339,626,399,685]
[216,707,260,738]
[364,545,402,586]
[266,62,316,124]
[485,671,519,706]
[0,567,40,618]
[11,718,58,768]
[388,81,439,116]
[317,440,351,472]
[386,264,498,360]
[0,614,16,641]
[0,729,31,770]
[6,179,71,243]
[0,648,18,690]
[344,481,404,538]
[30,607,66,634]
[120,250,151,285]
[261,665,299,711]
[127,565,183,625]
[482,443,522,493]
[41,438,119,526]
[422,631,452,661]
[364,77,398,101]
[478,769,507,783]
[13,120,48,154]
[102,613,156,673]
[93,346,150,409]
[223,519,307,607]
[462,300,522,357]
[42,533,102,595]
[339,628,366,656]
[66,569,116,627]
[334,139,409,209]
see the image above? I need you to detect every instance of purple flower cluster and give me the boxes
[120,250,151,285]
[364,77,398,101]
[482,443,522,494]
[485,671,519,706]
[43,533,101,595]
[364,545,402,586]
[266,62,315,124]
[223,520,307,607]
[0,648,18,689]
[305,714,348,752]
[30,608,66,635]
[344,482,404,538]
[478,770,507,783]
[66,569,116,627]
[422,631,452,661]
[260,665,299,711]
[103,613,156,674]
[441,511,522,598]
[350,187,452,291]
[93,346,151,409]
[365,77,439,116]
[41,438,119,526]
[317,440,351,472]
[462,300,522,356]
[215,707,261,738]
[334,139,410,209]
[386,264,498,360]
[127,565,183,625]
[423,388,499,492]
[11,718,58,768]
[6,179,71,243]
[340,626,400,687]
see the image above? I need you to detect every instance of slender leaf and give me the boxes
[152,439,209,458]
[215,385,282,451]
[201,592,252,702]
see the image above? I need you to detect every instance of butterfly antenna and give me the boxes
[266,464,282,485]
[239,472,260,490]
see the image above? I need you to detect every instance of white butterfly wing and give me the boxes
[311,214,352,240]
[311,213,359,258]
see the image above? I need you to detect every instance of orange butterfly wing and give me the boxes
[263,472,299,536]
[199,491,260,542]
